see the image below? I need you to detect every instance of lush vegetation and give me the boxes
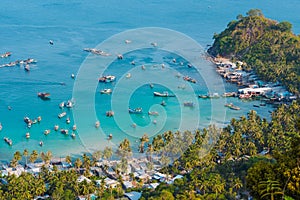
[0,101,298,199]
[208,9,300,95]
[142,101,300,200]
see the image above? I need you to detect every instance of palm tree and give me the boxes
[92,150,102,164]
[163,131,174,144]
[146,143,154,162]
[116,138,132,158]
[103,146,113,165]
[152,134,164,151]
[29,150,39,163]
[258,180,283,200]
[41,151,52,166]
[74,158,82,169]
[23,149,29,167]
[65,155,72,164]
[139,133,149,153]
[233,177,243,193]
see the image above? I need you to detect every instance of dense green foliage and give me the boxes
[142,101,300,199]
[208,9,300,95]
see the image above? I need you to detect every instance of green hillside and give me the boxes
[208,9,300,95]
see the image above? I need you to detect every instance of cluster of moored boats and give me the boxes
[213,58,298,103]
[0,56,37,71]
[83,48,111,56]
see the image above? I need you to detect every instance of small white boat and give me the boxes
[37,116,42,122]
[106,110,114,117]
[66,100,74,108]
[161,101,166,106]
[100,88,112,94]
[72,124,77,131]
[44,129,50,135]
[60,129,69,135]
[39,141,43,146]
[0,123,2,131]
[126,73,131,79]
[59,102,65,108]
[153,91,175,97]
[117,54,123,59]
[184,102,194,107]
[66,117,70,124]
[58,112,67,118]
[99,75,116,83]
[4,137,12,146]
[148,111,159,116]
[125,40,131,44]
[49,40,54,45]
[24,64,30,71]
[26,132,30,139]
[141,65,146,70]
[150,42,157,47]
[95,121,100,128]
[54,125,59,131]
[71,133,76,139]
[71,74,75,79]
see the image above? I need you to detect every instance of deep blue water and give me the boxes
[0,0,299,161]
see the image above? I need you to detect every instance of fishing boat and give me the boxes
[198,94,209,99]
[95,121,100,128]
[0,52,11,58]
[72,124,77,131]
[183,76,197,83]
[38,92,50,100]
[59,101,65,108]
[161,101,166,106]
[199,93,220,99]
[225,103,240,110]
[222,92,237,97]
[60,129,69,135]
[106,110,114,117]
[100,88,112,94]
[128,107,143,114]
[66,100,74,108]
[58,112,67,118]
[153,91,175,97]
[126,73,131,78]
[24,117,32,124]
[184,102,194,107]
[24,64,30,71]
[54,125,59,131]
[148,111,159,116]
[44,129,50,135]
[4,137,12,146]
[99,75,116,83]
[66,117,70,124]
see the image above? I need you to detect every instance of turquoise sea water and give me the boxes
[0,0,299,161]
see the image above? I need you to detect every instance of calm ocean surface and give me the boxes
[0,0,299,161]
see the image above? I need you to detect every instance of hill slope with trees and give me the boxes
[208,9,300,95]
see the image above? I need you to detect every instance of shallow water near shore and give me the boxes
[0,0,299,161]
